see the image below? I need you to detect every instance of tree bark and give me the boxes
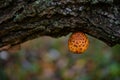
[0,0,120,47]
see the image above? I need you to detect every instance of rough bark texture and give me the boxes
[0,0,120,47]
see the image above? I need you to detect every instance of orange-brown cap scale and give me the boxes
[68,32,89,54]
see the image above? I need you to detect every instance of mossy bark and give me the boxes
[0,0,120,47]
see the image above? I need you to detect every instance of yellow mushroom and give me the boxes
[68,32,89,54]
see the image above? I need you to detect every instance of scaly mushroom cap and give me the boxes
[68,32,89,54]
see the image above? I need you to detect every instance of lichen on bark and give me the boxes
[0,0,120,47]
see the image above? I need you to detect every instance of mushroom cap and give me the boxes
[68,32,89,54]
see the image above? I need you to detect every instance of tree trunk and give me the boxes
[0,0,120,47]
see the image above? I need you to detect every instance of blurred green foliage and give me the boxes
[0,35,120,80]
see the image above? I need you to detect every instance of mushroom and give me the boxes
[68,32,89,54]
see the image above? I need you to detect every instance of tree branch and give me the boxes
[0,0,120,47]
